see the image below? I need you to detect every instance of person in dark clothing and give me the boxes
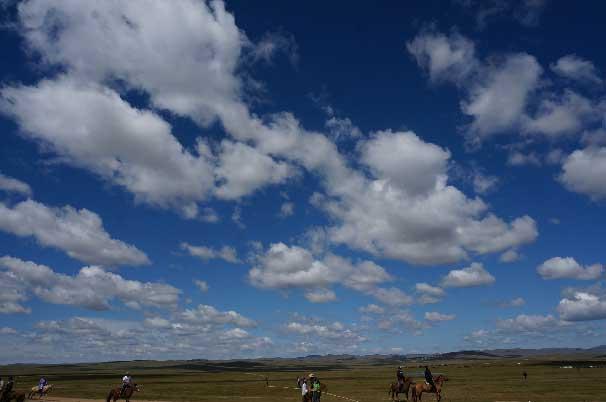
[522,371,527,380]
[0,376,14,402]
[424,366,436,391]
[396,366,405,390]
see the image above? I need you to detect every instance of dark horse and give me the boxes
[3,391,26,402]
[106,384,140,402]
[389,378,413,401]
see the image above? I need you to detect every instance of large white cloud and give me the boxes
[247,242,410,305]
[441,262,495,288]
[559,147,606,200]
[0,256,179,312]
[0,199,149,266]
[319,132,538,264]
[17,0,244,127]
[1,1,302,217]
[558,292,606,321]
[0,77,215,217]
[537,257,603,280]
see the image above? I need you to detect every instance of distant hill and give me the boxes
[290,344,606,362]
[3,345,605,368]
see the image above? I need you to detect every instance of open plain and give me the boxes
[3,356,606,402]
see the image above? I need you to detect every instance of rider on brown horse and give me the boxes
[424,366,436,391]
[120,373,132,397]
[396,366,405,391]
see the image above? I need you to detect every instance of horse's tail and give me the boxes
[411,386,417,402]
[106,389,115,402]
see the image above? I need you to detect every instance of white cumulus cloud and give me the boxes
[441,262,495,288]
[537,257,603,280]
[0,256,179,312]
[0,199,149,267]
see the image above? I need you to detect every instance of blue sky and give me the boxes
[1,0,606,363]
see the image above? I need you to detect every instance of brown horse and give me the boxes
[27,385,53,399]
[106,384,140,402]
[389,378,413,401]
[411,375,447,402]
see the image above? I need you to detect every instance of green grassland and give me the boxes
[2,356,606,402]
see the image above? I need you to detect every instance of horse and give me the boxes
[106,384,140,402]
[2,391,26,402]
[27,385,53,399]
[411,375,447,402]
[388,378,413,401]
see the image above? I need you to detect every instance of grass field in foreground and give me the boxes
[2,357,606,402]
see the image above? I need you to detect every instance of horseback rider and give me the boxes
[396,366,405,390]
[120,372,132,397]
[424,366,436,391]
[38,377,48,393]
[0,376,14,402]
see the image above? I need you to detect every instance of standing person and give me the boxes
[424,366,436,391]
[301,379,308,402]
[522,371,527,380]
[312,377,321,402]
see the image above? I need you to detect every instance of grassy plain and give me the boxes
[2,356,606,402]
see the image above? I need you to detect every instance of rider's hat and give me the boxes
[308,373,316,378]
